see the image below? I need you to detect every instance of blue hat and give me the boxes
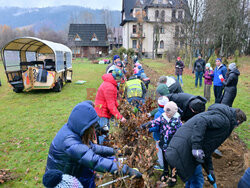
[112,68,123,80]
[113,55,120,61]
[216,58,222,62]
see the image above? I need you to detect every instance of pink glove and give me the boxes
[219,74,224,82]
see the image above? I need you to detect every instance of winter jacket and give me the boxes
[193,59,206,73]
[150,107,165,141]
[95,74,123,119]
[212,64,227,86]
[106,63,114,73]
[149,112,182,151]
[166,76,183,93]
[156,84,170,96]
[221,68,240,107]
[45,102,118,188]
[204,70,213,85]
[134,68,145,78]
[167,93,207,122]
[124,78,147,99]
[166,76,184,93]
[175,61,185,75]
[165,104,237,182]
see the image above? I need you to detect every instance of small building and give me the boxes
[107,27,123,51]
[68,24,109,58]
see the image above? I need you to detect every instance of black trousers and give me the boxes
[213,86,223,103]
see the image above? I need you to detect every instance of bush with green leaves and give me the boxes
[208,52,217,68]
[127,48,135,57]
[110,47,118,59]
[118,47,127,60]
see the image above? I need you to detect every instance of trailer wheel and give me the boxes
[53,80,62,92]
[13,88,23,93]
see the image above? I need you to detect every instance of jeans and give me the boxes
[98,117,110,145]
[127,97,145,109]
[214,85,223,103]
[185,165,204,188]
[195,71,203,87]
[177,75,183,84]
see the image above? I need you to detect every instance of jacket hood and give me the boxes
[67,101,99,137]
[208,104,237,128]
[102,73,117,86]
[229,68,240,76]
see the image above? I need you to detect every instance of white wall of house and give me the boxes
[147,7,172,22]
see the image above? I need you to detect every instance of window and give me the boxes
[160,10,165,22]
[175,26,179,37]
[178,11,183,19]
[155,10,159,19]
[160,26,165,34]
[74,34,81,41]
[132,25,137,34]
[132,40,137,49]
[160,40,164,49]
[172,9,176,18]
[91,33,98,41]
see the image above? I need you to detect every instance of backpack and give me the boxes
[196,61,203,72]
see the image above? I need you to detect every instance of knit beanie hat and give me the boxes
[189,99,205,113]
[158,96,169,108]
[228,62,236,70]
[177,57,181,61]
[164,101,178,117]
[140,73,147,79]
[113,55,120,61]
[156,84,169,96]
[205,63,211,68]
[43,170,83,188]
[112,68,123,80]
[216,58,222,62]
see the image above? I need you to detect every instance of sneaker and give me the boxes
[154,165,164,171]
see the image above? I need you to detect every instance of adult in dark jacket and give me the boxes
[45,101,141,188]
[165,104,246,185]
[211,58,227,103]
[159,76,183,94]
[167,93,207,122]
[175,57,185,85]
[192,55,206,87]
[221,63,240,107]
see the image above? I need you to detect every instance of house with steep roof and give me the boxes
[121,0,188,58]
[68,24,109,58]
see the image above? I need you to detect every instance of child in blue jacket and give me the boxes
[44,101,141,188]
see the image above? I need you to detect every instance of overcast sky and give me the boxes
[0,0,122,10]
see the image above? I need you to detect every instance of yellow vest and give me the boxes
[125,79,143,98]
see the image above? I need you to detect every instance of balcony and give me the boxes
[130,33,146,38]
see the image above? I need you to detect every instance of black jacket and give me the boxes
[221,68,240,107]
[167,93,207,121]
[193,59,206,72]
[165,104,237,182]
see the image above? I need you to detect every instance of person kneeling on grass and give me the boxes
[44,101,141,188]
[141,101,182,187]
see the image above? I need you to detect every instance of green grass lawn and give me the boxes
[0,57,249,187]
[0,59,106,187]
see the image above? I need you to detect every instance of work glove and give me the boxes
[121,165,142,178]
[219,74,224,82]
[192,149,205,161]
[207,171,216,186]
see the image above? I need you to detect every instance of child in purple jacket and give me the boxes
[203,63,214,102]
[141,101,182,186]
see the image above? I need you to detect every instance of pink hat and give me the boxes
[164,101,178,117]
[177,57,181,60]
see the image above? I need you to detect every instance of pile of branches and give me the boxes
[106,58,159,187]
